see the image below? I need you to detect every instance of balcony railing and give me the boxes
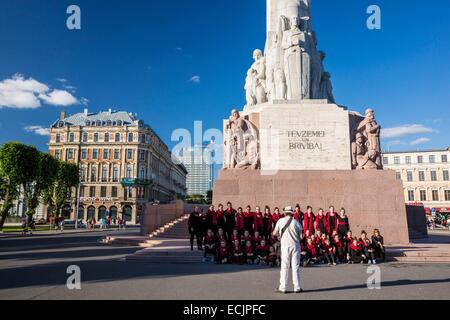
[121,178,153,187]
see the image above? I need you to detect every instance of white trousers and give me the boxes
[279,245,301,292]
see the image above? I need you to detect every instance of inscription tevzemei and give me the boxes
[287,130,326,151]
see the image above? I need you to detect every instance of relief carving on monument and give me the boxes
[350,109,383,170]
[223,109,260,170]
[245,49,268,107]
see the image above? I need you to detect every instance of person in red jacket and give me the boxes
[322,238,337,266]
[235,207,245,236]
[244,240,255,264]
[240,229,251,247]
[293,205,303,222]
[224,202,237,240]
[303,237,320,267]
[216,227,227,246]
[262,206,273,239]
[315,208,328,235]
[229,229,240,245]
[266,246,278,267]
[243,206,255,234]
[232,239,244,264]
[251,231,262,247]
[303,206,315,235]
[332,234,346,263]
[214,204,226,232]
[206,205,215,232]
[326,205,338,236]
[348,238,366,264]
[255,239,270,265]
[344,230,353,255]
[271,207,282,230]
[359,230,376,264]
[217,240,229,264]
[253,206,264,234]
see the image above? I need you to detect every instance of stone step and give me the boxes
[391,256,450,263]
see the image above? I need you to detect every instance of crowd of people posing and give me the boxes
[188,202,386,266]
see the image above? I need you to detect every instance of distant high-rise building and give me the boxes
[181,144,214,197]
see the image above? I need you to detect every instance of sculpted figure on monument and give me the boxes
[224,109,260,170]
[351,109,382,170]
[245,49,268,107]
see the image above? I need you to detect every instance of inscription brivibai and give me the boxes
[287,130,325,151]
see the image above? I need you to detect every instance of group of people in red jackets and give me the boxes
[188,202,386,266]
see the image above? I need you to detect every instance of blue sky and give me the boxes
[0,0,449,154]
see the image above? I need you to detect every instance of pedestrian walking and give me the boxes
[272,206,304,294]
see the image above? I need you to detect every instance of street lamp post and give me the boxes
[75,168,82,230]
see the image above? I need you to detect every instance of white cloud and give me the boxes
[0,74,80,109]
[56,78,67,83]
[385,140,407,147]
[382,124,433,139]
[38,89,78,106]
[189,75,201,83]
[410,137,431,146]
[24,125,51,136]
[80,97,89,106]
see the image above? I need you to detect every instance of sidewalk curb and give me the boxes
[0,227,140,239]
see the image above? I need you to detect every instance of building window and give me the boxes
[432,190,439,201]
[103,149,110,159]
[111,186,118,198]
[91,167,97,182]
[139,150,145,161]
[445,190,450,201]
[100,186,107,198]
[429,155,435,163]
[419,190,427,202]
[128,133,134,142]
[80,167,86,182]
[444,170,449,181]
[56,134,61,143]
[89,186,96,197]
[80,186,85,197]
[104,133,110,142]
[394,156,400,165]
[113,167,119,182]
[93,149,98,159]
[81,149,87,160]
[442,155,448,163]
[408,190,415,202]
[114,149,120,160]
[139,167,145,180]
[126,166,132,178]
[383,157,389,165]
[82,132,88,142]
[417,156,423,164]
[67,149,74,160]
[55,150,61,160]
[94,133,99,142]
[69,132,74,142]
[115,133,120,142]
[406,171,413,182]
[140,134,146,143]
[418,171,425,182]
[102,166,108,182]
[405,156,411,164]
[126,149,134,160]
[395,171,401,180]
[431,170,437,181]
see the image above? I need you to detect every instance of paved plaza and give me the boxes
[1,230,450,300]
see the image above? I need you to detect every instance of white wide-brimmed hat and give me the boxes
[283,206,294,214]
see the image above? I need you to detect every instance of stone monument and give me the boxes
[213,0,410,244]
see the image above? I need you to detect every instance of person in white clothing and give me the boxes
[272,206,304,294]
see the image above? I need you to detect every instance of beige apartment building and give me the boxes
[48,109,187,224]
[382,148,450,215]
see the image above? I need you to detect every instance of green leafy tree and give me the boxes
[23,153,58,222]
[43,161,79,219]
[206,190,213,204]
[0,142,38,230]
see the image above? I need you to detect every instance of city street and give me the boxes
[1,231,450,300]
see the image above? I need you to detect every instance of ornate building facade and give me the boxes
[48,109,187,224]
[383,148,450,214]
